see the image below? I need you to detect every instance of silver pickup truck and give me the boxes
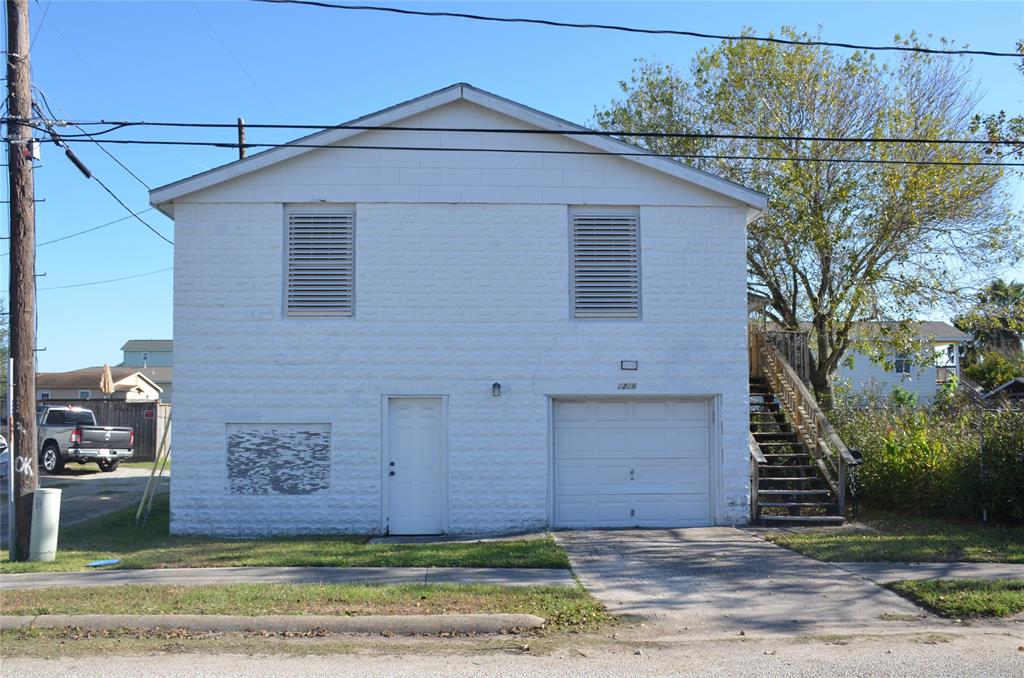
[37,406,134,474]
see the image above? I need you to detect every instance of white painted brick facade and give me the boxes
[166,98,754,536]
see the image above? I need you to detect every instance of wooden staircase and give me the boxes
[748,327,860,527]
[749,377,844,526]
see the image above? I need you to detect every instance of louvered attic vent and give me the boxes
[286,210,355,317]
[571,212,640,319]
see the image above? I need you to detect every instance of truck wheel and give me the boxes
[41,444,64,474]
[97,459,120,473]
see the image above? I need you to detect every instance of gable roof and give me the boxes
[150,83,767,215]
[851,321,971,343]
[121,339,173,352]
[37,368,163,393]
[796,320,971,343]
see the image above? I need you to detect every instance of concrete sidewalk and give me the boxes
[557,528,933,637]
[0,566,575,591]
[833,561,1024,584]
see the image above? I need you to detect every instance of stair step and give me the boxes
[757,489,831,496]
[761,464,815,469]
[753,432,798,441]
[758,476,822,482]
[757,501,837,508]
[758,515,846,526]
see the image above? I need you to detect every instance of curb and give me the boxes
[0,613,546,635]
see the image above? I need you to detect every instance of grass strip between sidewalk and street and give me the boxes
[1,583,611,632]
[886,579,1024,618]
[0,496,570,574]
[762,510,1024,563]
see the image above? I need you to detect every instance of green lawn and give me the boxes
[763,510,1024,563]
[1,583,608,632]
[888,579,1024,618]
[0,496,570,574]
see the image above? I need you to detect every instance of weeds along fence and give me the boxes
[39,400,171,462]
[831,390,1024,522]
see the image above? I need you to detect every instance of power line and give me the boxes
[190,1,286,120]
[249,0,1024,58]
[70,123,151,190]
[33,88,153,190]
[35,137,1024,167]
[21,117,1024,147]
[0,209,157,256]
[91,174,173,245]
[30,103,172,245]
[37,266,172,291]
[32,0,104,84]
[28,0,51,52]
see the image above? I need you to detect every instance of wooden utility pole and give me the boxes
[6,0,37,561]
[237,117,246,159]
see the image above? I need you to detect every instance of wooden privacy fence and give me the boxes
[39,399,171,462]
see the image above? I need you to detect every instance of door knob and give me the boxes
[389,470,395,476]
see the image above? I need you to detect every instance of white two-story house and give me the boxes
[150,84,766,536]
[835,321,971,402]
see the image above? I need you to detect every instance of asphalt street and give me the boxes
[4,629,1023,677]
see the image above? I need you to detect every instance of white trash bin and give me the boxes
[29,487,62,562]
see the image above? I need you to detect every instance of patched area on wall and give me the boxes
[226,423,331,495]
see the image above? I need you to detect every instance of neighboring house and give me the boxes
[984,377,1024,403]
[120,339,174,402]
[834,321,971,402]
[149,83,766,537]
[37,367,163,402]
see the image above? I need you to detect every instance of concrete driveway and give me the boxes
[0,465,168,548]
[556,528,939,638]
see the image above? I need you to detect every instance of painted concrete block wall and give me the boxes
[167,98,753,536]
[170,200,750,536]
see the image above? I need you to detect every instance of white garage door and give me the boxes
[553,398,712,528]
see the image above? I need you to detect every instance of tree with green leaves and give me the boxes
[596,28,1023,404]
[971,39,1024,162]
[954,278,1024,356]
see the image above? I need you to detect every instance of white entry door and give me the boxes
[553,398,712,528]
[387,397,446,534]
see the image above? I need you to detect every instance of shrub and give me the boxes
[980,407,1024,522]
[832,396,1023,521]
[888,385,919,408]
[963,351,1024,391]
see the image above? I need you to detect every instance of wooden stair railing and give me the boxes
[749,431,766,522]
[749,327,858,515]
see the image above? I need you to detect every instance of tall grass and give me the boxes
[832,393,1024,521]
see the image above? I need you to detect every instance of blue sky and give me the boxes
[3,1,1022,371]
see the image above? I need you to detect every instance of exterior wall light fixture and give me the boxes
[492,382,502,397]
